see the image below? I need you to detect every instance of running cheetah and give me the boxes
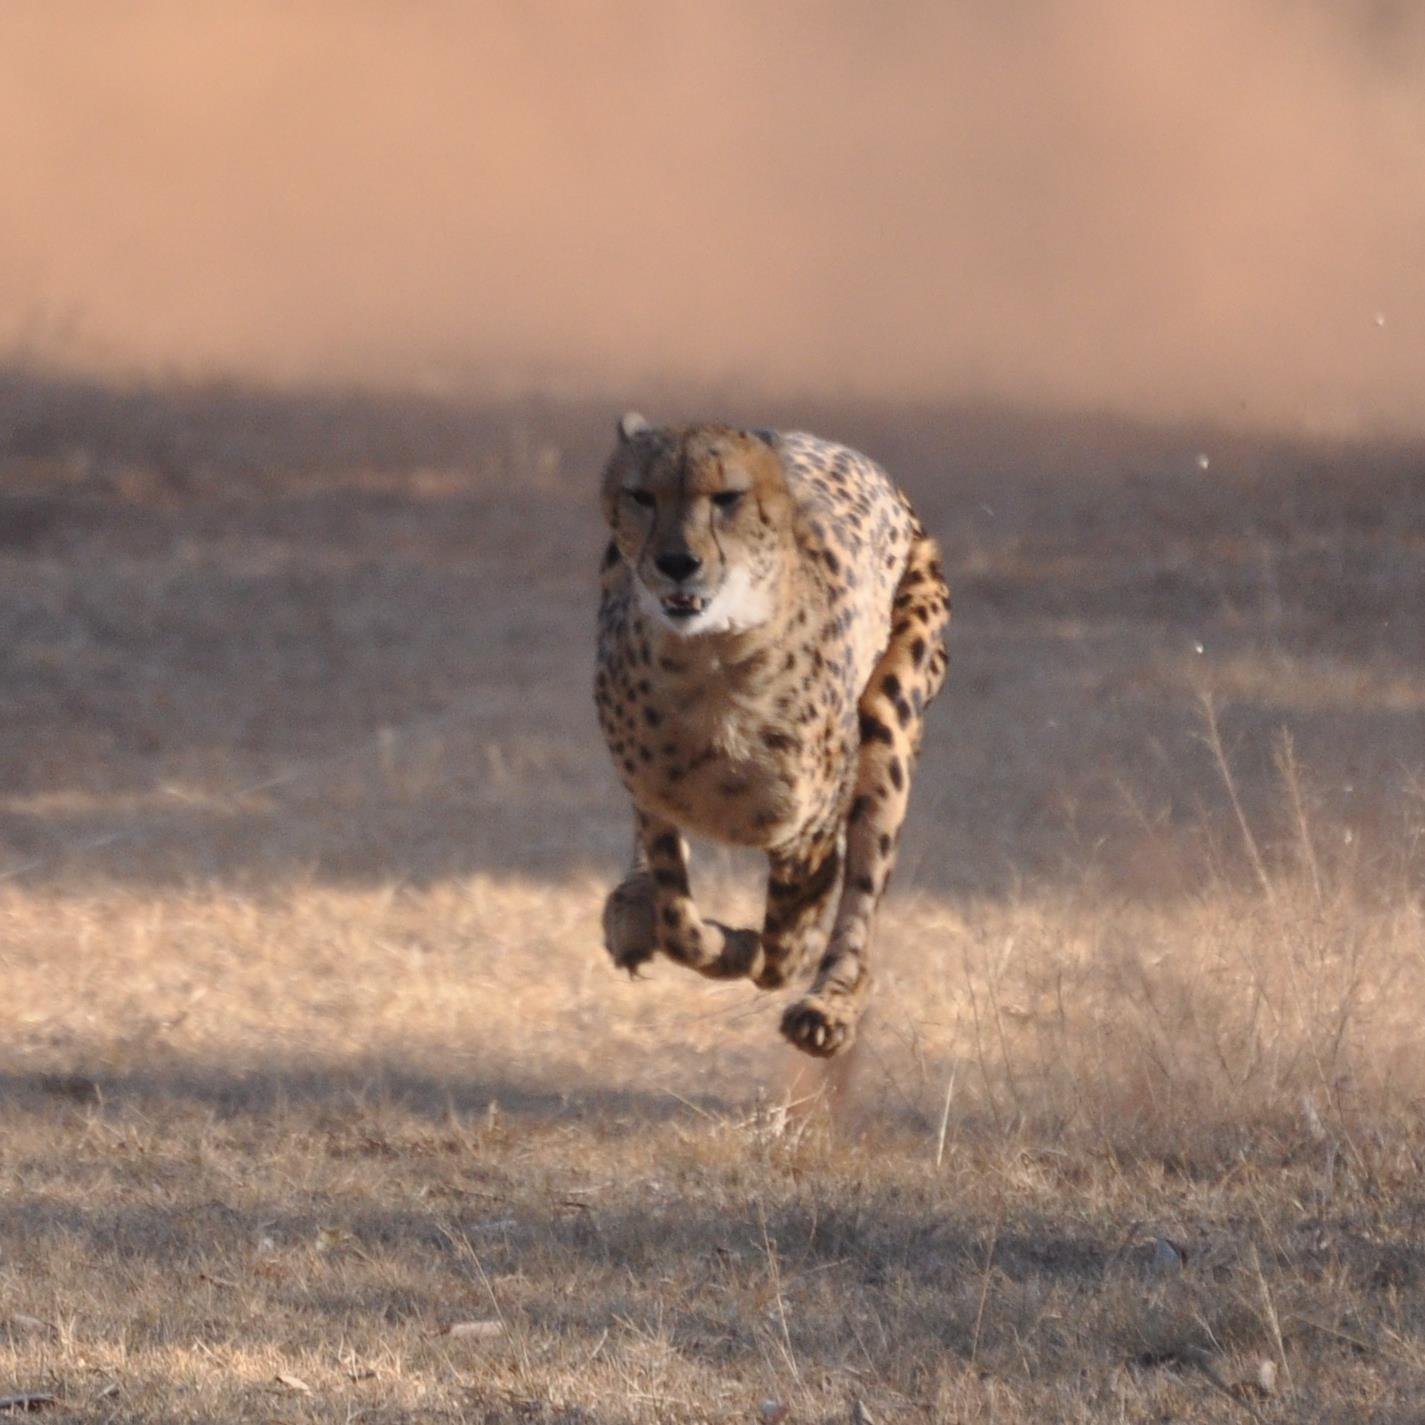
[594,414,949,1057]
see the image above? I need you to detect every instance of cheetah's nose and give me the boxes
[655,551,702,582]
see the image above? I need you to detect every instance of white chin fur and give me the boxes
[636,564,774,637]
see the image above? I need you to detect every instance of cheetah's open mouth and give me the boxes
[661,592,708,620]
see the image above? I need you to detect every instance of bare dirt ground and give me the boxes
[1,366,1423,1421]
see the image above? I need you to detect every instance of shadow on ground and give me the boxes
[3,1053,1421,1399]
[0,1058,1197,1373]
[0,1059,730,1124]
[3,364,1422,900]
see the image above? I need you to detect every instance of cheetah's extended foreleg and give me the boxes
[782,532,950,1057]
[602,809,764,980]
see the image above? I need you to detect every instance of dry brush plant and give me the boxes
[881,696,1425,1170]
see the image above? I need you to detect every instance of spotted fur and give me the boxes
[595,416,950,1056]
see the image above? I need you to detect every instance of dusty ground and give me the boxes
[1,366,1423,1421]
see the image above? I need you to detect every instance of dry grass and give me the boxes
[1,366,1423,1421]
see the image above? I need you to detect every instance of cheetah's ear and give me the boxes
[618,411,651,443]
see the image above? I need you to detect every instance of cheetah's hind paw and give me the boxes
[602,872,657,975]
[780,992,860,1058]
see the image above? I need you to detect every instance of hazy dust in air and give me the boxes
[2,2,1422,432]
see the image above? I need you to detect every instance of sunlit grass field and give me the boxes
[2,368,1422,1421]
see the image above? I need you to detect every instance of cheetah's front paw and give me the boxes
[780,992,861,1058]
[602,872,657,975]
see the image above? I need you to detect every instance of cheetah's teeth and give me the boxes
[661,593,708,619]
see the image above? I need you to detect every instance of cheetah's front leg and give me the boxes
[602,809,764,980]
[753,826,843,990]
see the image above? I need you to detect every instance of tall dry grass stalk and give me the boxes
[890,702,1423,1163]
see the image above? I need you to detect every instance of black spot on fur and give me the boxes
[794,844,843,910]
[654,867,689,893]
[859,713,894,745]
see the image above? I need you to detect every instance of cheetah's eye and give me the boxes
[711,490,745,510]
[626,488,655,508]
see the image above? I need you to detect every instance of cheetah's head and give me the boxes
[601,413,792,637]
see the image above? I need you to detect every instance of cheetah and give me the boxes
[594,414,949,1057]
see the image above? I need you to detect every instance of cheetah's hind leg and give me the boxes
[781,990,863,1058]
[781,528,950,1057]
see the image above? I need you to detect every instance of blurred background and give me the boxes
[5,12,1425,1417]
[3,0,1424,431]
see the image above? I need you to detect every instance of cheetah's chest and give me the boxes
[602,646,855,850]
